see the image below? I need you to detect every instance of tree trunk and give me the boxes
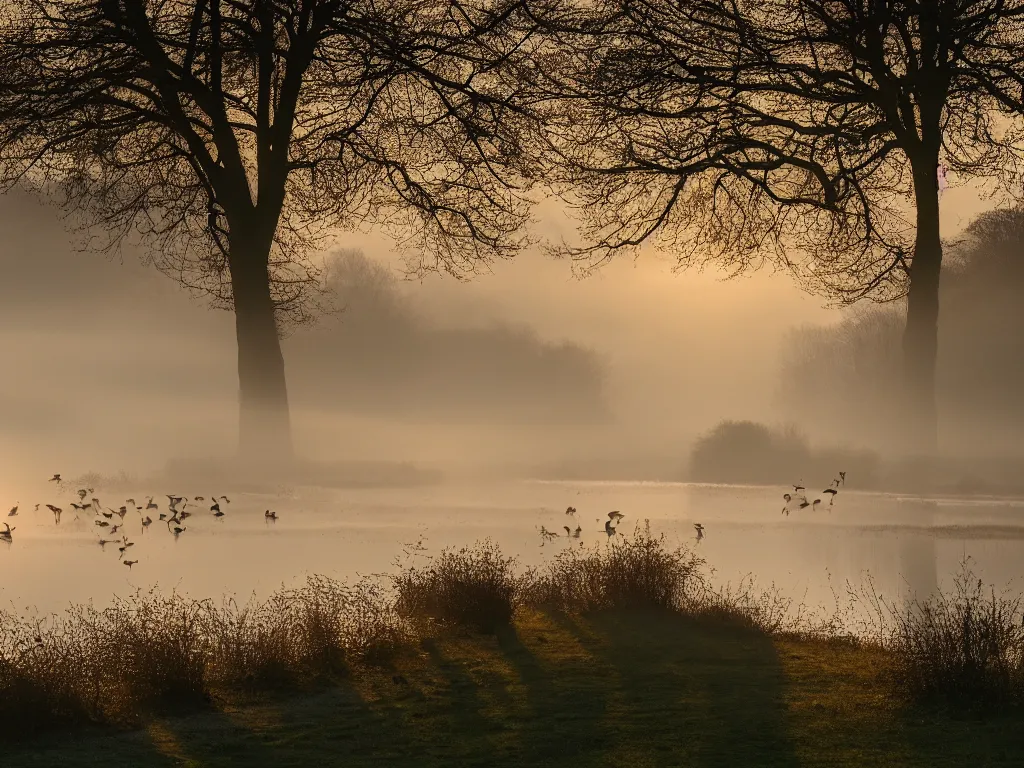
[903,152,943,455]
[229,234,293,463]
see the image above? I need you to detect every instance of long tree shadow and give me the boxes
[5,614,798,767]
[494,616,613,764]
[547,609,802,767]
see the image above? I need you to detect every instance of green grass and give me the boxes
[7,609,1024,768]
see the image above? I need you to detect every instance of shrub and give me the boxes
[688,420,810,485]
[881,567,1024,706]
[531,522,707,613]
[393,539,529,633]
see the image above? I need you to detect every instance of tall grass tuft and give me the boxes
[531,521,707,612]
[850,560,1024,707]
[0,577,414,735]
[393,539,530,633]
[207,576,411,688]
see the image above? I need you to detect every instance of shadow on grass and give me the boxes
[548,609,801,767]
[6,610,801,768]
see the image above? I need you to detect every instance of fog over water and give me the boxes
[2,183,1023,620]
[2,480,1023,620]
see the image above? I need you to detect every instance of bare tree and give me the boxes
[0,0,539,460]
[531,0,1024,451]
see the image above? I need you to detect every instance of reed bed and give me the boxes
[2,534,1021,739]
[0,576,412,733]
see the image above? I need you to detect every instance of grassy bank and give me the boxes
[4,528,1024,766]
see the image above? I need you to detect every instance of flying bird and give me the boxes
[694,523,705,542]
[603,519,617,537]
[210,502,220,513]
[123,560,138,569]
[8,504,17,517]
[839,471,846,485]
[565,506,577,516]
[77,489,87,500]
[49,474,61,484]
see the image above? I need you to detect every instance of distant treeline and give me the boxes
[285,250,610,425]
[776,206,1024,457]
[0,192,609,427]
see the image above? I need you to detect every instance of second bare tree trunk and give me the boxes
[903,152,943,455]
[230,232,293,463]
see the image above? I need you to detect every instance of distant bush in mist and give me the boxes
[688,420,809,484]
[285,249,610,425]
[686,419,879,486]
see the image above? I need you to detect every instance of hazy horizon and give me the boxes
[0,177,1003,489]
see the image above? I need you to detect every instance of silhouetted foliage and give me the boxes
[850,560,1024,709]
[393,539,530,634]
[530,521,707,612]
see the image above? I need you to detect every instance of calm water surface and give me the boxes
[2,480,1023,618]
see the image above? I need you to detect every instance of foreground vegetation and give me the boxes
[3,527,1023,765]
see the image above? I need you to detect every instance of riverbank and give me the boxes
[7,608,1023,767]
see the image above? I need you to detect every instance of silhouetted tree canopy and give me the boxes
[0,0,543,458]
[532,0,1024,451]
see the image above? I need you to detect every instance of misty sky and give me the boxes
[0,177,998,484]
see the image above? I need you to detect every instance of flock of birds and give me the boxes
[2,469,853,569]
[781,470,846,516]
[536,470,848,548]
[1,473,284,569]
[538,506,627,546]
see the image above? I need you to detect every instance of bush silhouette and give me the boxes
[688,420,810,484]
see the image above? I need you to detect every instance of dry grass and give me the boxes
[0,577,413,734]
[847,559,1024,708]
[530,520,707,612]
[3,534,1021,744]
[392,539,531,634]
